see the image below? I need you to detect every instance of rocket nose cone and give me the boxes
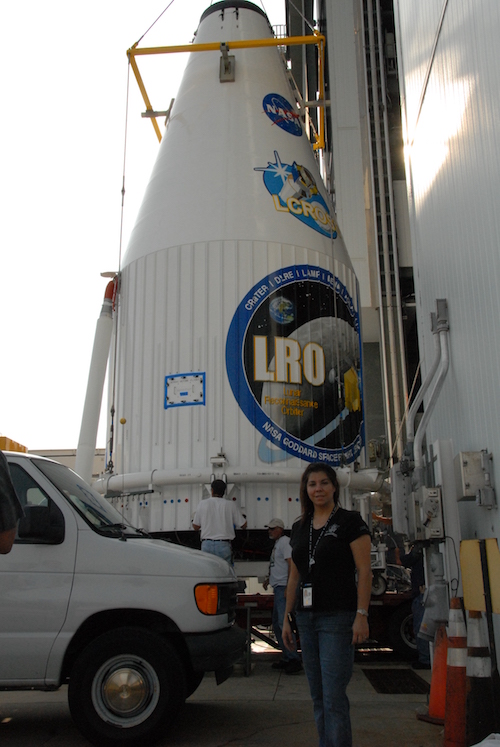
[199,1,269,26]
[123,0,350,273]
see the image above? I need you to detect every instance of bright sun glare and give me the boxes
[405,75,472,203]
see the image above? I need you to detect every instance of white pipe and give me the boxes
[93,465,386,496]
[413,328,450,477]
[405,320,441,448]
[75,281,116,483]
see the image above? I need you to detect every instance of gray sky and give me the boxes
[0,0,285,451]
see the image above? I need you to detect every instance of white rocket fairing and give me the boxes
[101,0,364,531]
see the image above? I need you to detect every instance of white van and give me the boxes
[0,452,245,746]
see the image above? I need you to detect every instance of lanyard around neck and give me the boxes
[308,503,339,569]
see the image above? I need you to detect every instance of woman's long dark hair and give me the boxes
[299,463,339,523]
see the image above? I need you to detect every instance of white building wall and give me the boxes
[394,0,500,541]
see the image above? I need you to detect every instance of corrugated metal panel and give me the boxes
[116,240,361,472]
[395,0,446,141]
[395,0,500,539]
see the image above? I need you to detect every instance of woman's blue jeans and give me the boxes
[296,609,356,747]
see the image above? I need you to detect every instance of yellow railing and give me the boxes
[127,33,326,149]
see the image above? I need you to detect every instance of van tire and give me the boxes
[387,601,418,660]
[68,627,187,746]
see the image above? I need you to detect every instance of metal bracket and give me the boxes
[220,43,235,82]
[141,98,175,126]
[210,451,228,469]
[455,449,497,508]
[477,450,497,508]
[435,298,449,332]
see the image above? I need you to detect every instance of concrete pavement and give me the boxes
[0,650,442,746]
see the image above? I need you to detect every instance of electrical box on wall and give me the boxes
[419,486,444,539]
[454,450,497,508]
[390,465,445,540]
[410,486,444,541]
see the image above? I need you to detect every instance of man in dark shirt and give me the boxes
[0,451,23,554]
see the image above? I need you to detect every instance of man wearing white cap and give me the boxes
[264,518,302,674]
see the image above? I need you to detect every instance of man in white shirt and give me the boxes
[192,480,246,565]
[263,518,302,674]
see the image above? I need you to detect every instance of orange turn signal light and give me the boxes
[195,584,219,615]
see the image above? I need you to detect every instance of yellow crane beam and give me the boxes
[127,34,326,149]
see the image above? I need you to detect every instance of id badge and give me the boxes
[302,583,313,608]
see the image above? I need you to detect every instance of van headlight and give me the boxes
[194,582,238,618]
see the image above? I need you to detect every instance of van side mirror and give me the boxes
[18,504,65,544]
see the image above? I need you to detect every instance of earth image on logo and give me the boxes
[269,296,295,324]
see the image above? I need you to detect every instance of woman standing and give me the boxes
[282,463,372,747]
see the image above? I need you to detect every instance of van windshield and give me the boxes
[33,459,139,534]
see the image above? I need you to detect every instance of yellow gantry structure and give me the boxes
[127,33,326,150]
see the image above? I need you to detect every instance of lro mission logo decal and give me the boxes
[225,264,364,465]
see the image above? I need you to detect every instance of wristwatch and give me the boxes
[356,608,369,617]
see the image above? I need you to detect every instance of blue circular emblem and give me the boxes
[263,94,302,137]
[225,264,364,466]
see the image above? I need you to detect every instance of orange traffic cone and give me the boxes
[465,610,496,746]
[417,624,449,725]
[444,597,467,747]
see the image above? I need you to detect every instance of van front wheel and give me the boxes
[68,628,187,746]
[387,602,417,660]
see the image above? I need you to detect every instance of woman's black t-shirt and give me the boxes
[290,507,371,612]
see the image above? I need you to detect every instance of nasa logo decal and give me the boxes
[226,264,364,466]
[263,93,302,136]
[255,151,338,238]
